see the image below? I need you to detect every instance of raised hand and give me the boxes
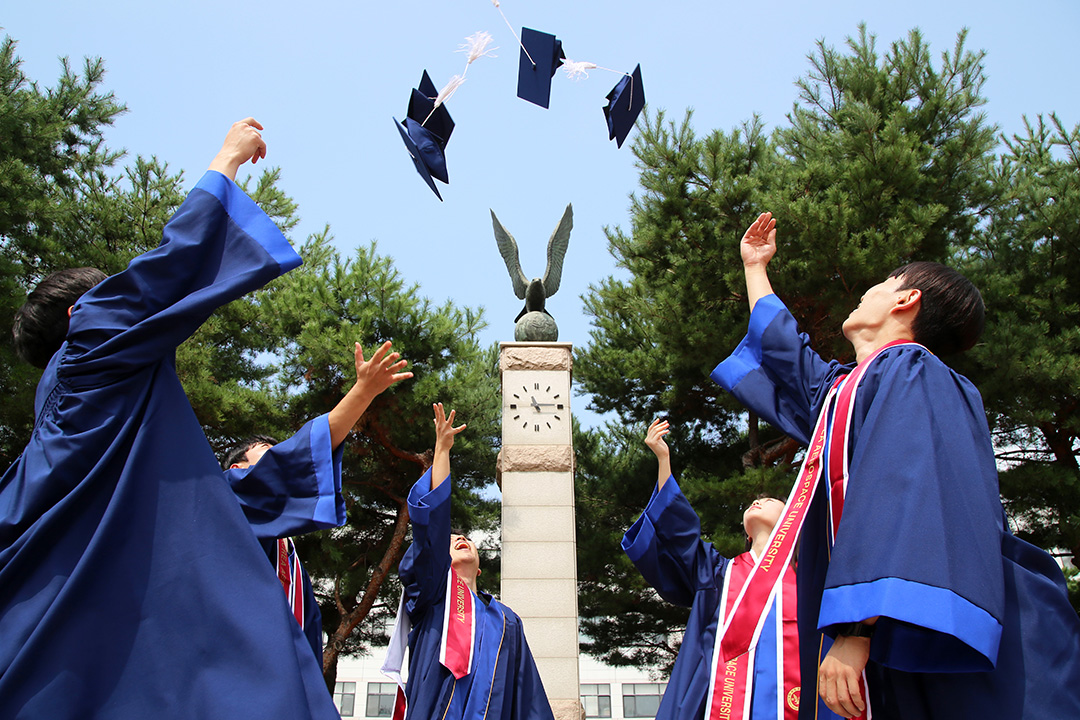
[355,341,412,397]
[740,211,777,269]
[433,402,467,453]
[430,402,467,489]
[644,418,670,461]
[209,118,268,180]
[645,418,673,488]
[327,340,413,449]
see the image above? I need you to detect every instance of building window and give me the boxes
[622,683,667,718]
[334,682,356,717]
[581,684,612,718]
[366,682,399,718]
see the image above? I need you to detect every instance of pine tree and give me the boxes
[964,115,1080,604]
[574,25,1006,670]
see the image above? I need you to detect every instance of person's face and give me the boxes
[743,497,784,536]
[449,534,480,573]
[231,442,272,470]
[842,275,907,339]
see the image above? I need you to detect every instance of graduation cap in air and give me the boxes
[394,70,455,200]
[517,27,565,109]
[603,64,645,148]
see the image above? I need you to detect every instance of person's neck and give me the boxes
[749,529,772,558]
[453,563,479,594]
[849,326,914,364]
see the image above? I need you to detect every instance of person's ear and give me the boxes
[68,306,74,318]
[893,288,921,312]
[476,568,482,577]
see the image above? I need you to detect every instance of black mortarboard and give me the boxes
[603,64,645,148]
[517,27,565,109]
[395,70,455,200]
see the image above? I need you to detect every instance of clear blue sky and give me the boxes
[5,0,1078,426]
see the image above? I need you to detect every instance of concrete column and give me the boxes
[499,343,582,720]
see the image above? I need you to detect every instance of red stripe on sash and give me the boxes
[718,378,844,664]
[290,547,304,626]
[820,340,914,720]
[826,340,910,542]
[706,555,801,720]
[440,567,475,679]
[391,685,407,720]
[276,538,305,627]
[780,565,800,720]
[708,555,755,720]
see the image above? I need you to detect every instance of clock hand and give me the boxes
[530,396,542,411]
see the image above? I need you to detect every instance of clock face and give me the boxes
[502,370,570,445]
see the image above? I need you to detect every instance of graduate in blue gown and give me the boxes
[623,419,803,720]
[222,340,412,664]
[0,120,341,719]
[711,212,1080,719]
[393,403,555,720]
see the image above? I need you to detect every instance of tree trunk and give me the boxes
[322,500,412,691]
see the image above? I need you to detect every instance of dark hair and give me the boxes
[890,261,984,356]
[13,268,108,368]
[222,435,279,470]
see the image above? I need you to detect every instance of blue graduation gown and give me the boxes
[622,477,806,720]
[712,293,1080,719]
[224,413,346,664]
[0,171,340,719]
[399,471,555,720]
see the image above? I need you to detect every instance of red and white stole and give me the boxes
[276,538,304,627]
[704,554,800,720]
[716,340,913,719]
[439,566,477,679]
[381,566,479,720]
[817,340,917,720]
[716,378,844,664]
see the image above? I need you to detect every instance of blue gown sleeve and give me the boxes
[399,470,451,619]
[622,477,728,607]
[711,294,846,445]
[59,171,301,387]
[224,413,346,540]
[818,346,1006,673]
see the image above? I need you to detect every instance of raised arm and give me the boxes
[208,118,267,180]
[644,418,672,491]
[430,403,466,491]
[740,211,777,312]
[399,403,467,617]
[63,118,301,385]
[328,341,413,449]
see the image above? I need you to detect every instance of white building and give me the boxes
[331,649,666,720]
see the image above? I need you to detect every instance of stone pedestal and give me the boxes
[499,343,582,720]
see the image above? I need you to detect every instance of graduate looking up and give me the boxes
[622,418,800,720]
[385,403,555,720]
[712,212,1080,719]
[222,340,412,665]
[1,119,340,719]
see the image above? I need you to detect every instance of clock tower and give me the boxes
[498,341,579,720]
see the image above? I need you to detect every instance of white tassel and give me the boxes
[562,60,598,80]
[434,75,466,108]
[458,31,497,65]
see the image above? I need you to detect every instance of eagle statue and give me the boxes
[491,204,573,341]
